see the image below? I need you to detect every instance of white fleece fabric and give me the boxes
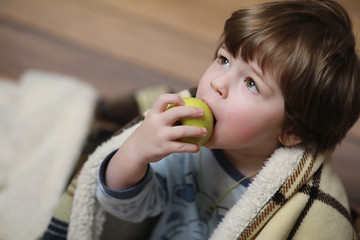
[0,70,98,240]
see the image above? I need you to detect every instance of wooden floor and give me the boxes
[0,0,359,207]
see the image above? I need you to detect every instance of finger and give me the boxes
[167,141,201,153]
[152,94,184,113]
[168,125,208,140]
[164,106,204,125]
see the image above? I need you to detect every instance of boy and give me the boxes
[96,0,360,239]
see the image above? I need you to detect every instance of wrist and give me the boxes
[100,161,153,199]
[105,147,149,190]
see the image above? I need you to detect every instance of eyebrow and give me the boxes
[251,64,264,80]
[250,63,275,95]
[217,45,228,55]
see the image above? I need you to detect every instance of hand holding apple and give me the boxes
[167,97,213,146]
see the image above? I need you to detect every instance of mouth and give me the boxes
[213,115,217,128]
[201,98,217,128]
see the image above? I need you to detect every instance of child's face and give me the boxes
[196,46,285,157]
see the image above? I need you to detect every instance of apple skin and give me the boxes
[167,97,213,146]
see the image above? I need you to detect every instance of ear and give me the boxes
[279,128,302,147]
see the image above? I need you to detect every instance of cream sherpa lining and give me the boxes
[209,147,306,239]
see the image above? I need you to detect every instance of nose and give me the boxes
[210,74,229,98]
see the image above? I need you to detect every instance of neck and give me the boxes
[223,149,270,177]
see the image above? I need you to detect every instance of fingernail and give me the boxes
[201,127,207,135]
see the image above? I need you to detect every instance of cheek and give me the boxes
[219,109,255,137]
[233,117,258,137]
[222,107,284,142]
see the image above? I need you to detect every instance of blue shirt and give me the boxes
[96,147,250,239]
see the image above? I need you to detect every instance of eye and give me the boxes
[245,77,259,93]
[218,55,229,66]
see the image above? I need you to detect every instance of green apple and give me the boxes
[167,97,213,146]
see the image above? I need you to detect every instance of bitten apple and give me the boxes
[167,97,213,146]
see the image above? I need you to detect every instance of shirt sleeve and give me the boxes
[96,150,167,223]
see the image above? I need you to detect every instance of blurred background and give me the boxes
[0,0,359,207]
